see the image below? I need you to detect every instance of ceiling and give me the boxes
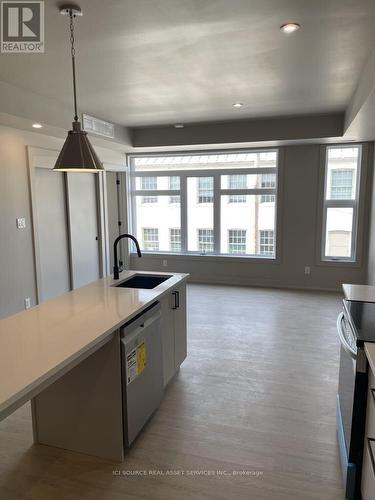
[1,0,375,128]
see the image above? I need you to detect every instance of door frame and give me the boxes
[101,163,128,276]
[27,146,106,302]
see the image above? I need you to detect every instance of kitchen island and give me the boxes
[0,270,188,461]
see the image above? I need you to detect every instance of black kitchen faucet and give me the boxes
[113,234,142,280]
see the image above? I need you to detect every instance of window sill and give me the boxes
[130,252,279,265]
[316,258,361,269]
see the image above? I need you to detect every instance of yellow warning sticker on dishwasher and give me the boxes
[126,342,147,384]
[137,342,146,375]
[126,348,137,385]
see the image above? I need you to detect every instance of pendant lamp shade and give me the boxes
[54,5,103,173]
[53,121,103,172]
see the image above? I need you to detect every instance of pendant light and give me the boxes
[53,4,103,173]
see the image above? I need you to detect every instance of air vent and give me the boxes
[82,113,115,139]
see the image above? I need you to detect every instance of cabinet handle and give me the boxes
[176,291,180,309]
[172,291,178,310]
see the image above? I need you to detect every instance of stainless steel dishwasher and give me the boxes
[120,302,163,446]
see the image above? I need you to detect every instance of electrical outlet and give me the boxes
[304,266,311,275]
[24,297,31,310]
[162,260,168,267]
[16,217,26,229]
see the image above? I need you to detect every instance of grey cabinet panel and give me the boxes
[32,335,124,462]
[160,293,175,387]
[34,167,70,301]
[174,284,187,369]
[160,283,187,387]
[67,173,100,288]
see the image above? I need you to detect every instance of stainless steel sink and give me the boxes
[114,274,172,289]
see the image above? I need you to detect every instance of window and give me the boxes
[228,175,246,203]
[228,229,246,254]
[198,177,214,203]
[322,146,361,261]
[169,176,180,204]
[259,230,274,255]
[260,173,276,203]
[327,230,351,258]
[142,228,159,251]
[130,150,278,258]
[135,195,180,252]
[188,177,214,252]
[141,176,157,203]
[324,207,354,259]
[330,169,354,200]
[198,229,214,253]
[220,195,275,257]
[169,228,181,252]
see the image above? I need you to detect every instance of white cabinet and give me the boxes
[160,282,187,387]
[160,292,175,386]
[362,369,375,499]
[174,284,187,369]
[362,439,375,500]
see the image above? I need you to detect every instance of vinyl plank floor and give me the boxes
[0,284,345,499]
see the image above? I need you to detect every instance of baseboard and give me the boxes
[187,277,341,294]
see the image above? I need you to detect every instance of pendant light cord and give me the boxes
[69,10,79,122]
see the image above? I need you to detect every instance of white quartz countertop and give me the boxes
[343,284,375,303]
[0,270,188,420]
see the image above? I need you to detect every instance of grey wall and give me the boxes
[0,124,124,319]
[131,143,373,291]
[0,128,45,317]
[132,113,344,148]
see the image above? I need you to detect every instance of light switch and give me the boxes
[16,218,26,229]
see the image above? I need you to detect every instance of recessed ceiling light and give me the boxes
[32,123,43,128]
[280,23,301,33]
[232,103,243,108]
[174,123,184,128]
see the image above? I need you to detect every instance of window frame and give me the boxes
[329,168,355,200]
[260,173,277,204]
[140,176,158,204]
[197,177,214,204]
[259,229,275,256]
[169,176,180,204]
[142,227,159,251]
[169,228,182,252]
[317,143,369,267]
[228,229,247,254]
[197,228,214,253]
[228,174,247,203]
[321,145,362,263]
[129,148,281,260]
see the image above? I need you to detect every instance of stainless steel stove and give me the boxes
[336,299,375,499]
